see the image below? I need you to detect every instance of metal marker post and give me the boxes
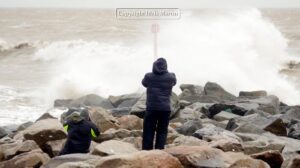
[151,23,160,60]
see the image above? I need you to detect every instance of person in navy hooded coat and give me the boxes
[142,57,176,150]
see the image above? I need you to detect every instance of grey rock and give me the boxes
[0,127,7,139]
[69,94,114,109]
[176,120,202,136]
[213,111,240,121]
[179,84,203,95]
[204,82,237,101]
[193,124,242,143]
[42,154,101,168]
[108,93,141,108]
[239,90,267,98]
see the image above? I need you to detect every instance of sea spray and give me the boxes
[32,9,300,105]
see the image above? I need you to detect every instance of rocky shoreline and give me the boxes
[0,81,299,168]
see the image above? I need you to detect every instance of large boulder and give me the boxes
[88,107,120,132]
[234,132,300,159]
[130,92,180,118]
[209,139,243,152]
[173,107,202,122]
[117,115,143,130]
[95,150,183,168]
[42,154,101,168]
[164,145,230,168]
[108,93,141,108]
[92,140,138,156]
[204,82,237,101]
[250,150,283,168]
[2,140,40,160]
[193,124,242,144]
[247,95,280,115]
[0,140,20,161]
[176,120,202,136]
[227,113,287,136]
[178,84,219,104]
[171,135,209,147]
[21,118,67,146]
[0,149,50,168]
[229,158,270,168]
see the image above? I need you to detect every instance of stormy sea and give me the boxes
[0,8,300,126]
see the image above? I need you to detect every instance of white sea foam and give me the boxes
[31,9,300,106]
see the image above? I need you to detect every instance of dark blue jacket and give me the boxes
[60,120,100,155]
[142,58,176,111]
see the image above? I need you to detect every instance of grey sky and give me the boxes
[0,0,300,8]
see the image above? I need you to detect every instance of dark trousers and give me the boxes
[142,110,171,150]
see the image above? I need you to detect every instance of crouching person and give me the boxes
[59,110,100,155]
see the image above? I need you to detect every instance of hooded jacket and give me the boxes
[142,58,176,111]
[60,114,100,155]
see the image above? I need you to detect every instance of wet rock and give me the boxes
[250,150,283,168]
[239,90,267,98]
[130,92,180,118]
[88,107,120,132]
[22,118,67,146]
[229,158,270,168]
[92,140,138,156]
[95,150,183,168]
[0,149,50,168]
[117,115,143,130]
[204,82,237,101]
[42,154,101,168]
[164,145,229,168]
[176,120,202,136]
